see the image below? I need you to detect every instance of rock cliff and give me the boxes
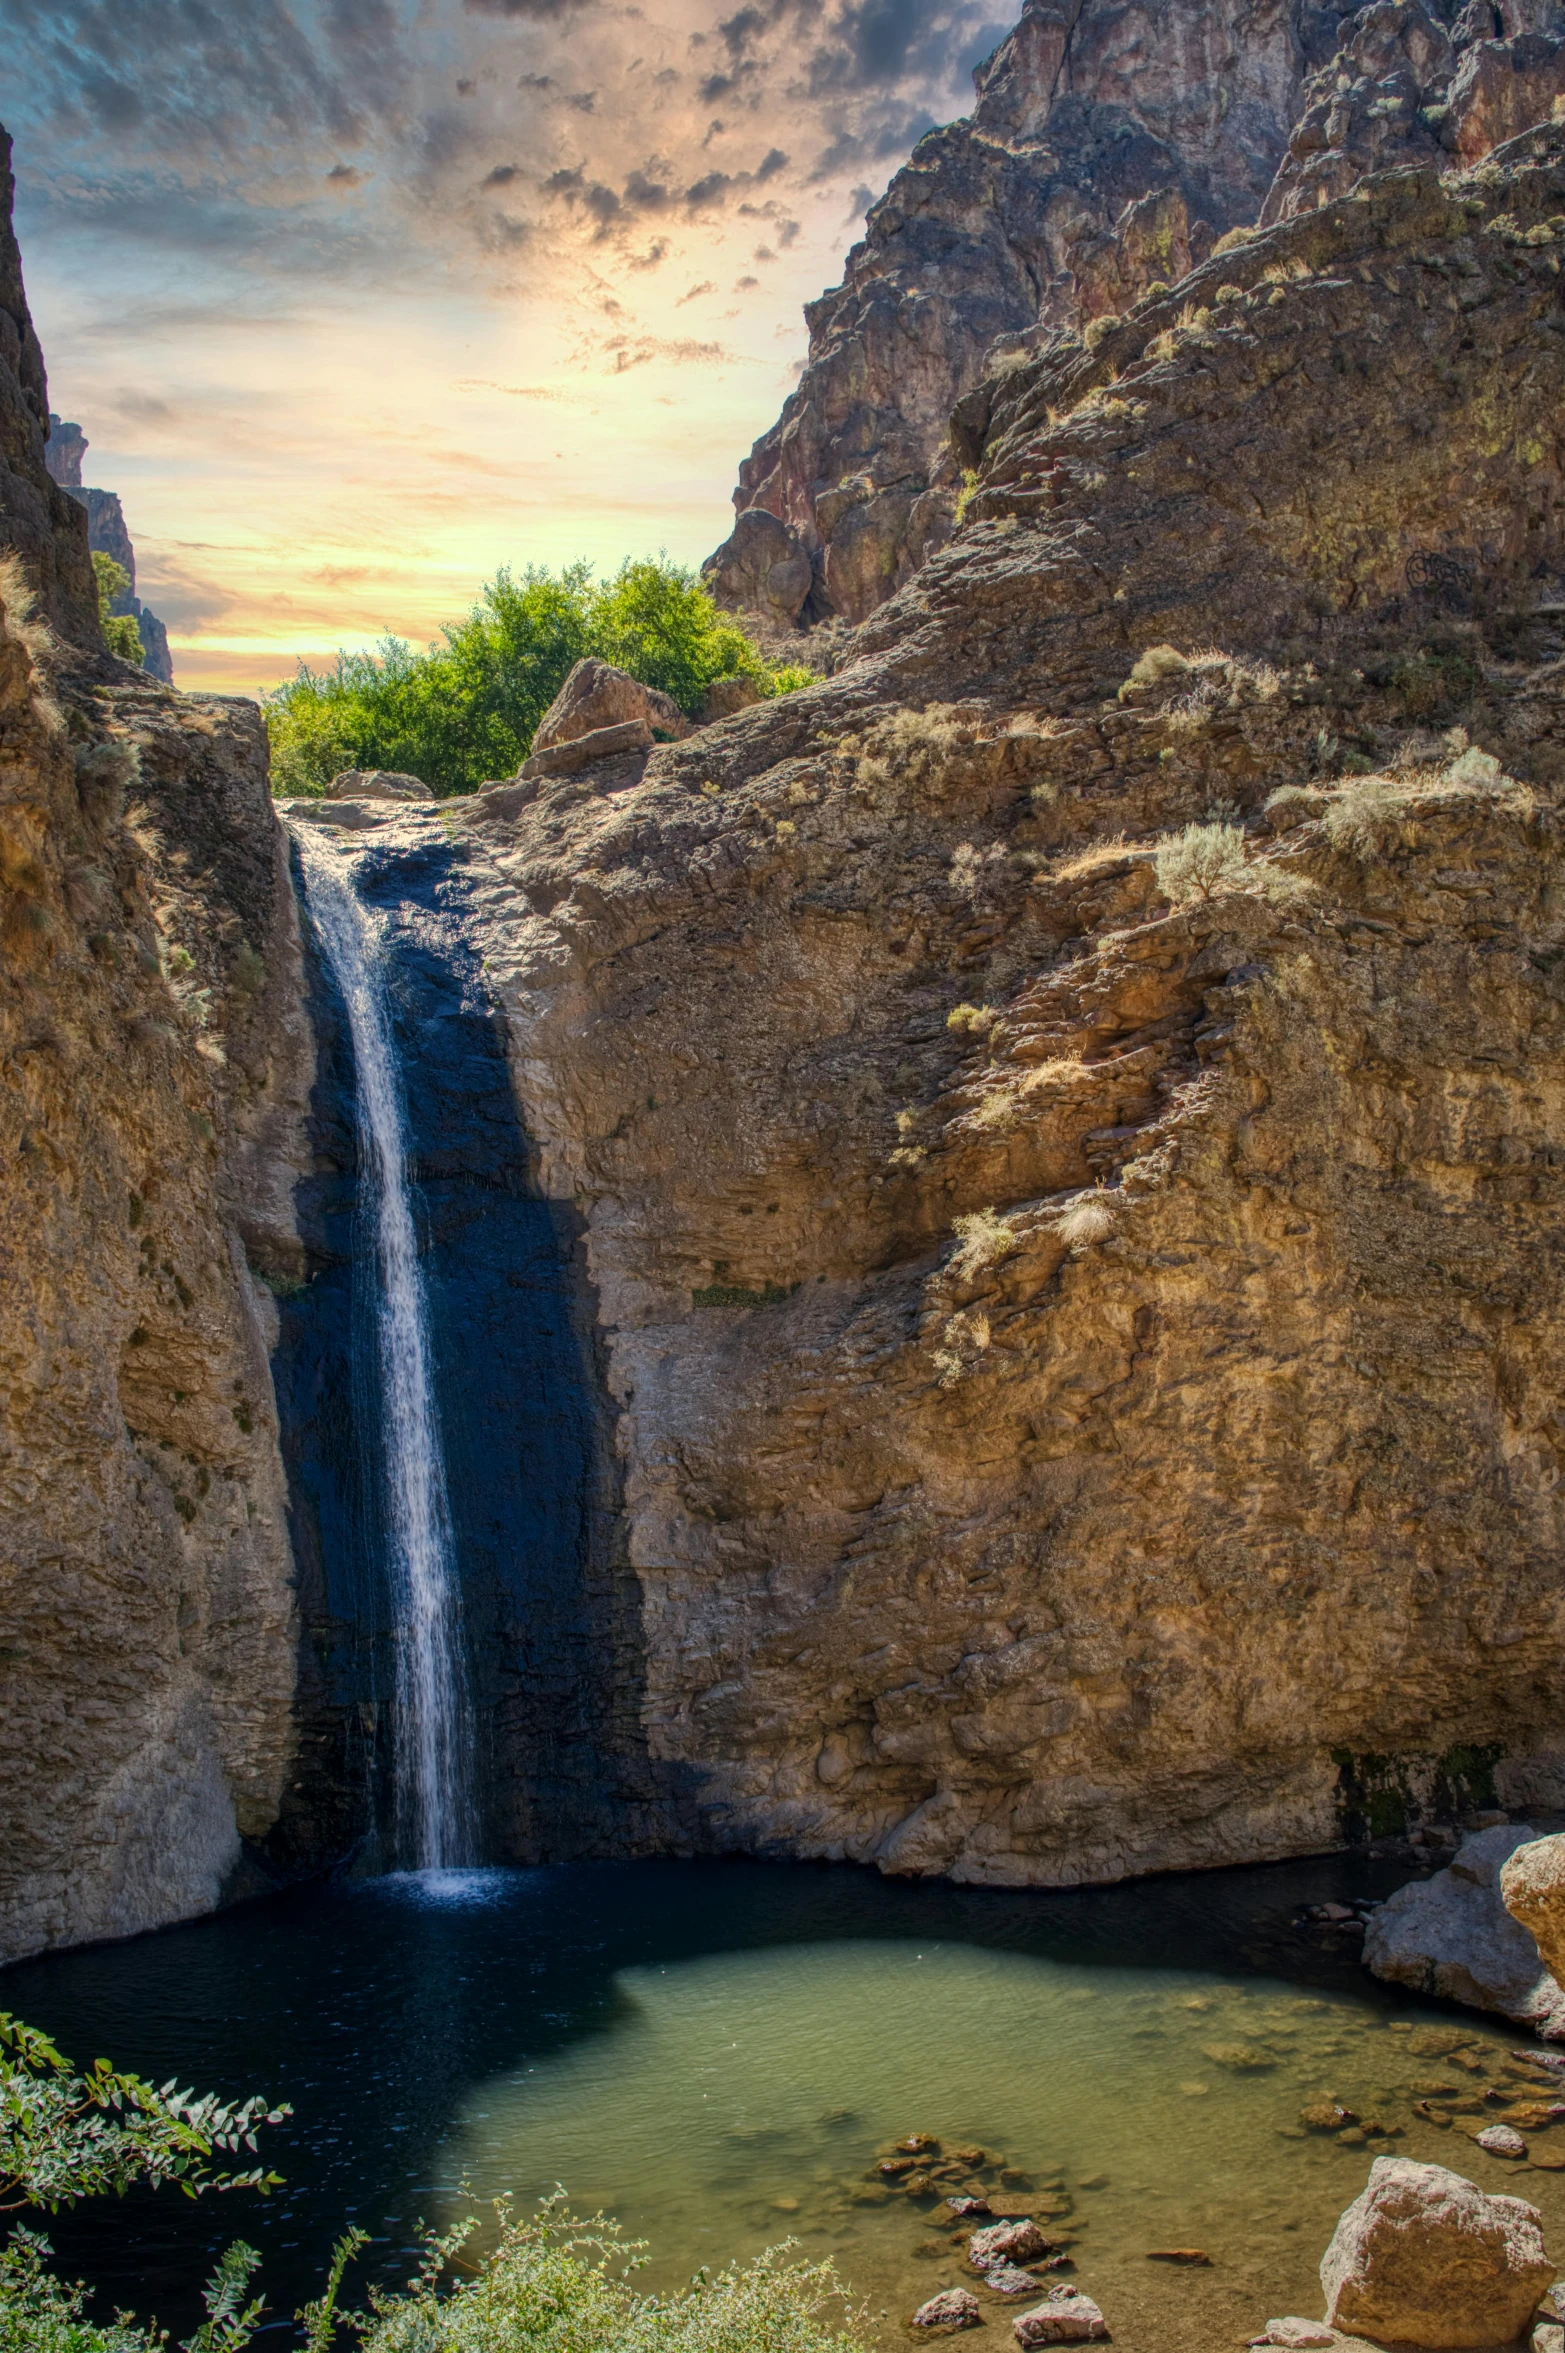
[0,140,302,1962]
[429,122,1565,1886]
[45,415,176,684]
[706,0,1565,630]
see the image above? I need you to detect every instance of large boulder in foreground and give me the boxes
[1502,1833,1565,1989]
[532,658,688,754]
[1362,1826,1565,2038]
[1320,2158,1553,2349]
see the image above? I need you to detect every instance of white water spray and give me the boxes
[292,828,476,1869]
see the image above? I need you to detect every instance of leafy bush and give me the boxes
[90,556,144,669]
[356,2200,866,2353]
[265,558,806,799]
[1154,821,1245,905]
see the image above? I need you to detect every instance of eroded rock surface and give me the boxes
[1364,1826,1565,2035]
[354,128,1565,1888]
[708,0,1315,625]
[0,142,304,1962]
[1502,1832,1565,1985]
[1319,2156,1553,2346]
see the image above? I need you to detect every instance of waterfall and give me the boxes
[291,828,476,1870]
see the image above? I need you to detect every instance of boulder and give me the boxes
[1319,2157,1553,2349]
[531,658,689,754]
[1501,1832,1565,1987]
[971,2220,1051,2268]
[1452,33,1565,166]
[323,768,434,802]
[1013,2291,1108,2345]
[699,674,762,723]
[984,2263,1043,2297]
[518,719,653,780]
[1476,2124,1529,2159]
[911,2288,982,2331]
[1251,2326,1335,2349]
[702,508,813,628]
[1363,1825,1565,2037]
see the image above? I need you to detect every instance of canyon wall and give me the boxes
[427,120,1565,1886]
[706,0,1565,629]
[45,415,176,685]
[0,133,303,1962]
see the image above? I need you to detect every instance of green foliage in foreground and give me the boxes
[265,557,814,800]
[0,2006,865,2353]
[90,555,144,668]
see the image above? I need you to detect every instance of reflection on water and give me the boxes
[6,1856,1564,2349]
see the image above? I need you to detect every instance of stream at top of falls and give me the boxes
[290,826,476,1870]
[10,1852,1565,2352]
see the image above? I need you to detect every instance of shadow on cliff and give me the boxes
[263,827,656,1874]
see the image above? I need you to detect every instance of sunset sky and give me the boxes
[5,0,1011,695]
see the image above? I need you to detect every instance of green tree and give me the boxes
[263,555,813,800]
[90,555,145,668]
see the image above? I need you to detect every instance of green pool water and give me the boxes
[6,1856,1561,2349]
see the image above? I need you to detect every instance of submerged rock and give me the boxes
[983,2262,1043,2297]
[1249,2325,1335,2349]
[971,2220,1052,2268]
[1364,1827,1565,2038]
[1012,2290,1108,2346]
[912,2288,982,2331]
[1319,2157,1553,2349]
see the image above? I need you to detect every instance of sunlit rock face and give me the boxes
[0,123,302,1963]
[708,0,1321,627]
[458,125,1565,1888]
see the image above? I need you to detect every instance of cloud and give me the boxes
[326,162,368,186]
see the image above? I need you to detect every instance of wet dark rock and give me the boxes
[1147,2247,1212,2265]
[983,2262,1043,2297]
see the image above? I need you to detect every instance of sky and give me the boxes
[3,0,1011,695]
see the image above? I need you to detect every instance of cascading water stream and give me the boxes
[291,827,476,1870]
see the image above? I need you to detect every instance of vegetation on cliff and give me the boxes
[264,558,811,799]
[89,554,142,668]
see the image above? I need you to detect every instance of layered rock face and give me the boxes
[430,124,1565,1887]
[45,415,176,684]
[708,0,1565,630]
[0,146,302,1961]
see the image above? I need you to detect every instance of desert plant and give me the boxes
[1324,775,1402,852]
[953,468,980,524]
[1211,224,1260,257]
[950,1207,1013,1278]
[1057,1196,1115,1248]
[946,1002,998,1035]
[1083,313,1120,350]
[1154,821,1245,905]
[1119,645,1189,701]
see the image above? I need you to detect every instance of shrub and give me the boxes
[1324,775,1402,852]
[1119,645,1189,701]
[1057,1196,1114,1248]
[90,555,144,668]
[1083,313,1120,351]
[954,468,980,524]
[1211,224,1260,257]
[950,1207,1013,1278]
[946,1002,998,1035]
[357,2201,867,2353]
[264,558,805,799]
[1154,821,1245,905]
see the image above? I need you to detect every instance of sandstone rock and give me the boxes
[1503,1835,1565,1990]
[1253,2325,1335,2349]
[1013,2292,1107,2345]
[700,675,762,723]
[713,0,1313,625]
[983,2262,1043,2296]
[324,768,435,802]
[1364,1827,1565,2038]
[1477,2124,1530,2157]
[1320,2157,1553,2347]
[912,2288,982,2330]
[701,508,813,629]
[972,2220,1052,2268]
[519,721,653,780]
[532,657,688,753]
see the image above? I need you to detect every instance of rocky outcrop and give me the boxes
[343,126,1565,1890]
[709,0,1565,634]
[707,0,1319,627]
[1502,1831,1565,1985]
[44,419,175,686]
[1363,1826,1565,2035]
[1319,2157,1553,2347]
[0,133,303,1962]
[323,768,435,802]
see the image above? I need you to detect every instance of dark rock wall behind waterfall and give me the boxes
[269,830,644,1872]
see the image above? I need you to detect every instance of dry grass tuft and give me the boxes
[947,1002,998,1035]
[1057,1196,1115,1248]
[1049,833,1132,883]
[950,1206,1014,1279]
[1323,775,1404,852]
[970,1057,1087,1132]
